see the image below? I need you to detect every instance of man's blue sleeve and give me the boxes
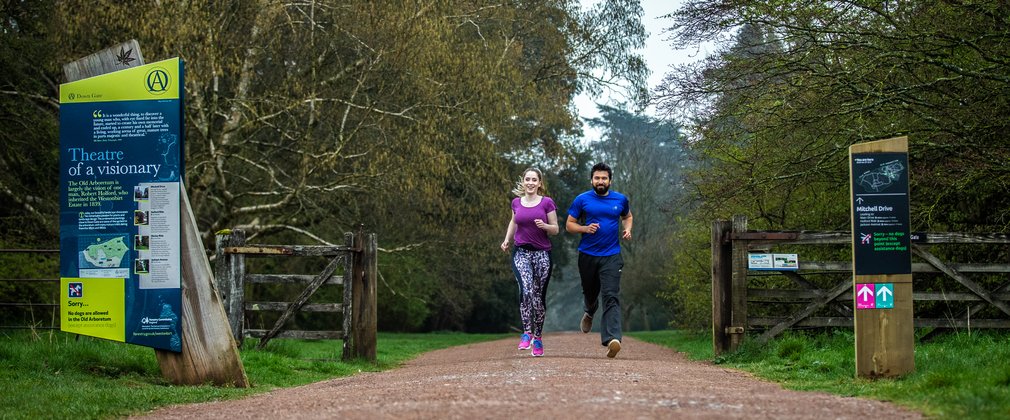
[568,194,582,219]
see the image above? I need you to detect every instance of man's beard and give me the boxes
[593,184,609,195]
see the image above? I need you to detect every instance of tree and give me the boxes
[0,0,59,243]
[0,0,651,332]
[653,0,1010,328]
[656,1,1010,232]
[582,104,688,330]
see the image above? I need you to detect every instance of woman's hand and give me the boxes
[500,240,509,253]
[536,218,559,235]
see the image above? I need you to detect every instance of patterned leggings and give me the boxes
[511,247,552,337]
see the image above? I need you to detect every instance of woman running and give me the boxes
[500,168,558,357]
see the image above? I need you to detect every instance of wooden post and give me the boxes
[64,42,248,387]
[350,225,377,361]
[156,185,249,386]
[728,215,749,351]
[63,39,144,81]
[712,220,733,356]
[342,232,354,360]
[214,229,246,344]
[850,136,914,378]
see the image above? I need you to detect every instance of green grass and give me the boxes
[0,330,509,419]
[631,329,1010,420]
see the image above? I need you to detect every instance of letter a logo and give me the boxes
[145,68,170,95]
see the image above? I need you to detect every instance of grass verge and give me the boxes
[631,329,1010,420]
[0,330,508,419]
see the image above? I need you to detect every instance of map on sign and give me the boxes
[857,159,905,193]
[80,236,129,269]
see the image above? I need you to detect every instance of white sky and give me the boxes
[575,0,712,141]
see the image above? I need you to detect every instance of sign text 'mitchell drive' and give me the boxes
[856,205,895,212]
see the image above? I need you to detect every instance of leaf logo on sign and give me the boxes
[116,47,136,66]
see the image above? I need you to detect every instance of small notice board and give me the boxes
[747,253,798,271]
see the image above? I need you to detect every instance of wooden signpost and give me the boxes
[849,136,914,378]
[63,41,249,387]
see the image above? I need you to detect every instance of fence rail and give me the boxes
[0,249,60,330]
[214,227,377,361]
[712,215,1010,355]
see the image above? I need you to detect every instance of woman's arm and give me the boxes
[537,210,560,236]
[501,212,517,252]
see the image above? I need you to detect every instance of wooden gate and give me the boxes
[214,226,377,361]
[712,215,1010,355]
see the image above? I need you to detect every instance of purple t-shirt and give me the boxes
[511,196,556,251]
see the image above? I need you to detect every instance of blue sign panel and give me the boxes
[59,58,184,352]
[851,152,912,275]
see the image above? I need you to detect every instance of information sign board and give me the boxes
[59,58,184,352]
[849,137,914,378]
[851,152,911,275]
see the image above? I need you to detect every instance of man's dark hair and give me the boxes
[591,162,612,179]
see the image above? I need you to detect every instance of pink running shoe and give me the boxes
[531,337,544,357]
[518,333,532,350]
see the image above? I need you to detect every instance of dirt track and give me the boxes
[137,332,921,419]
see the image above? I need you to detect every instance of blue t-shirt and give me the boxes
[567,190,630,256]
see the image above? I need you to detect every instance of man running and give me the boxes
[565,162,633,358]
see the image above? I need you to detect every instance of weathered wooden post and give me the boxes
[727,215,749,351]
[849,136,914,378]
[350,225,378,361]
[342,232,354,360]
[157,187,249,386]
[214,229,246,344]
[63,39,145,82]
[712,219,733,356]
[64,41,248,387]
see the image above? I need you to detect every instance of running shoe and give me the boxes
[518,333,532,350]
[580,313,593,333]
[606,339,621,358]
[531,337,544,357]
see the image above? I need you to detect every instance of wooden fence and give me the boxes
[214,227,377,361]
[0,249,60,330]
[712,215,1010,355]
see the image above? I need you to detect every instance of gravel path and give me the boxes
[137,332,922,419]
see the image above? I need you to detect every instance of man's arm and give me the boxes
[565,215,582,233]
[621,211,633,240]
[567,215,599,234]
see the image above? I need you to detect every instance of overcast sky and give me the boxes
[575,0,711,141]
